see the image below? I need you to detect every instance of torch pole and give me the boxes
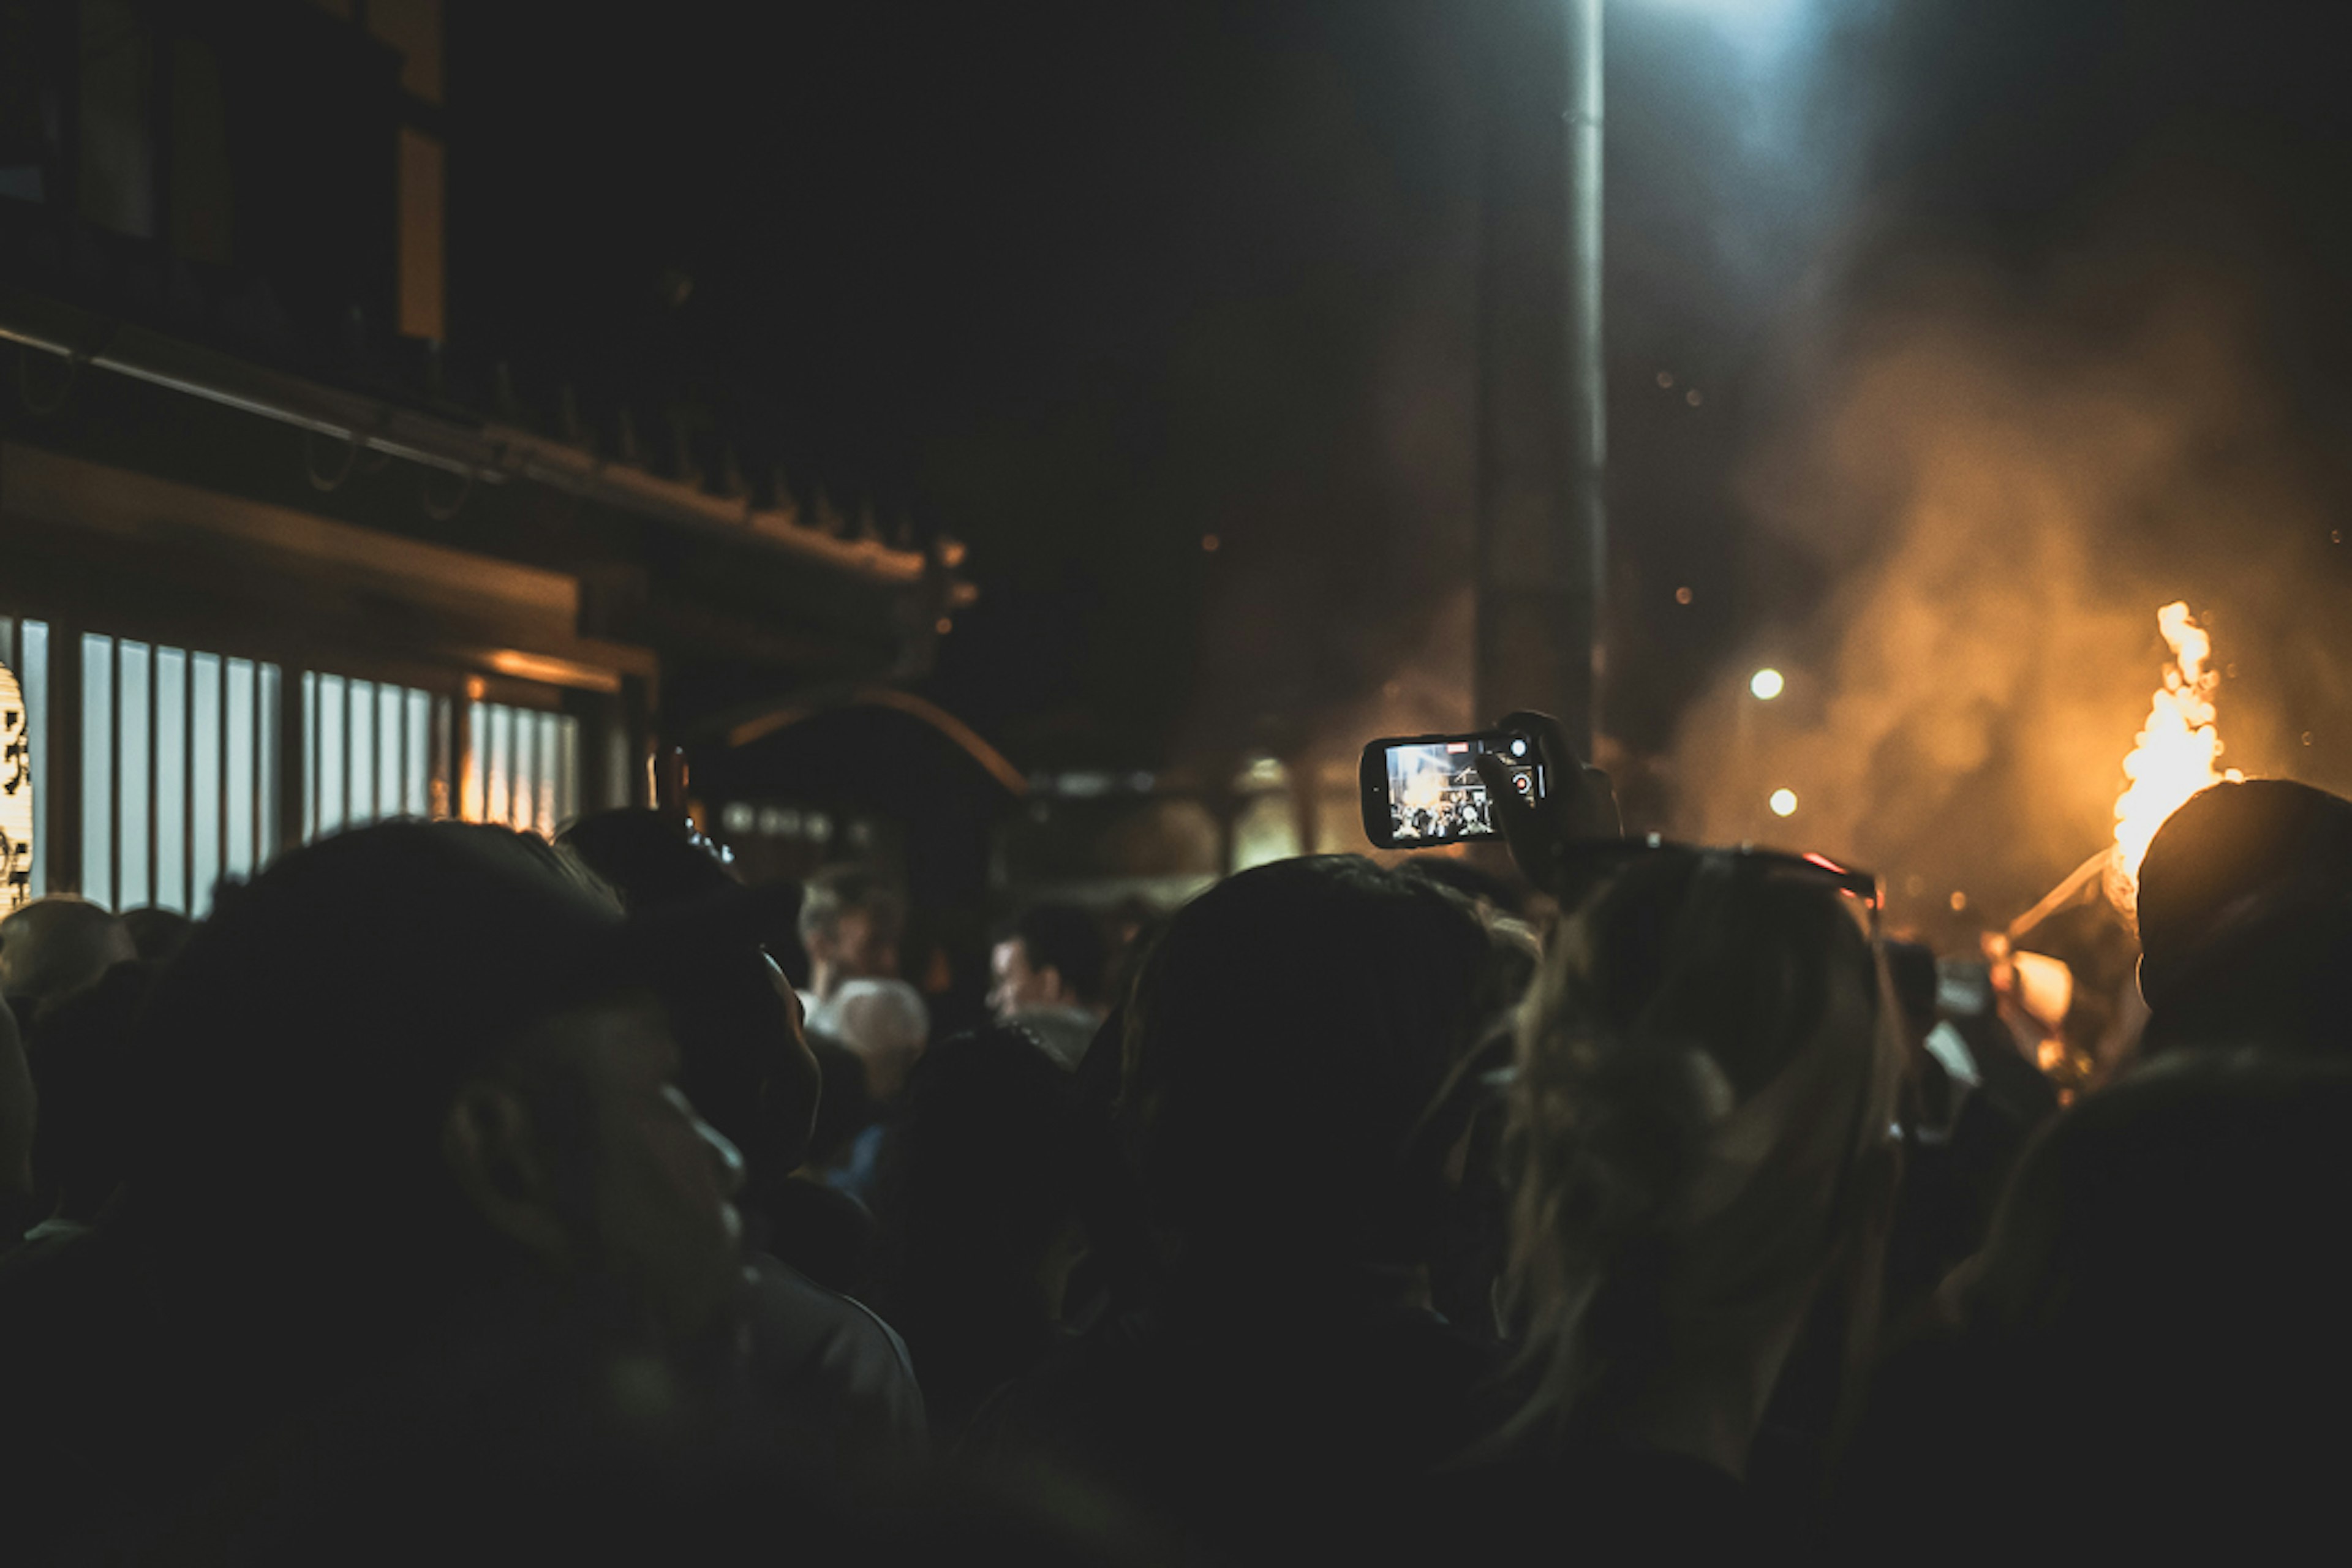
[2007,848,2114,943]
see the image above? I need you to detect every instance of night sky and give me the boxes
[449,0,2352,916]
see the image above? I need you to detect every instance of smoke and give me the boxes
[1667,260,2345,931]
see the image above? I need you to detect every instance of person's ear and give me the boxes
[441,1079,571,1269]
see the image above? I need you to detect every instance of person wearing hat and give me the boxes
[0,820,808,1558]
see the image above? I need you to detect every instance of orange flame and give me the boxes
[2107,601,2239,919]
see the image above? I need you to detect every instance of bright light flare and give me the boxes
[1768,788,1798,817]
[1750,667,1785,700]
[2108,601,2241,919]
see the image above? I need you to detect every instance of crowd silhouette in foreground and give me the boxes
[0,716,2345,1563]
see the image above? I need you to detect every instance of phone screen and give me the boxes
[1374,733,1540,846]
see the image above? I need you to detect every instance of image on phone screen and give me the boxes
[1380,736,1536,845]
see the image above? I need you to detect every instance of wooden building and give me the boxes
[0,0,966,915]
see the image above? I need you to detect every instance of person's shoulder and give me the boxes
[834,978,930,1029]
[747,1254,914,1385]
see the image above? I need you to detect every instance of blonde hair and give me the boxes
[1494,850,1905,1447]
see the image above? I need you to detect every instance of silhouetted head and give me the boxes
[2136,778,2352,1055]
[990,903,1109,1019]
[798,865,907,992]
[560,809,822,1177]
[1118,855,1505,1276]
[0,895,135,1020]
[869,1025,1086,1431]
[1950,1050,2352,1498]
[1501,847,1905,1445]
[119,907,195,967]
[130,821,765,1379]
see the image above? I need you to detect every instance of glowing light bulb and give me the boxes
[1750,668,1785,700]
[1768,788,1798,818]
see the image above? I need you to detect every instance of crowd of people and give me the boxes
[0,718,2343,1562]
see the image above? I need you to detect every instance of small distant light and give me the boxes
[1750,667,1785,701]
[1510,738,1528,757]
[1656,370,1675,389]
[1685,388,1703,407]
[1201,533,1221,552]
[1768,788,1798,817]
[2334,529,2344,545]
[1674,586,1694,605]
[1950,890,1969,912]
[934,617,953,636]
[2304,731,2316,747]
[721,802,756,836]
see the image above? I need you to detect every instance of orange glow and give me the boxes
[2108,602,2241,918]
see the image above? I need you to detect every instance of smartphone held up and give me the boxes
[1359,729,1546,850]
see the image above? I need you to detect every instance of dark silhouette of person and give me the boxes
[1439,846,1907,1561]
[0,821,810,1557]
[15,960,155,1241]
[2135,777,2352,1057]
[558,807,926,1485]
[0,894,135,1024]
[119,907,196,966]
[989,903,1110,1068]
[970,856,1520,1565]
[0,995,31,1243]
[866,1024,1087,1442]
[1833,1050,2352,1559]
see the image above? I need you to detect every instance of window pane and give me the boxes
[379,684,404,821]
[156,647,187,912]
[464,699,486,820]
[405,688,431,816]
[260,663,280,859]
[349,680,377,826]
[192,653,221,914]
[510,704,534,834]
[489,703,513,827]
[117,642,151,910]
[535,712,559,837]
[301,671,318,843]
[224,658,254,878]
[557,714,579,829]
[82,635,113,905]
[317,674,346,837]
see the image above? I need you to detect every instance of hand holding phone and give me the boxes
[1359,729,1545,850]
[1472,709,1623,899]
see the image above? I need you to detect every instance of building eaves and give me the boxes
[0,282,957,592]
